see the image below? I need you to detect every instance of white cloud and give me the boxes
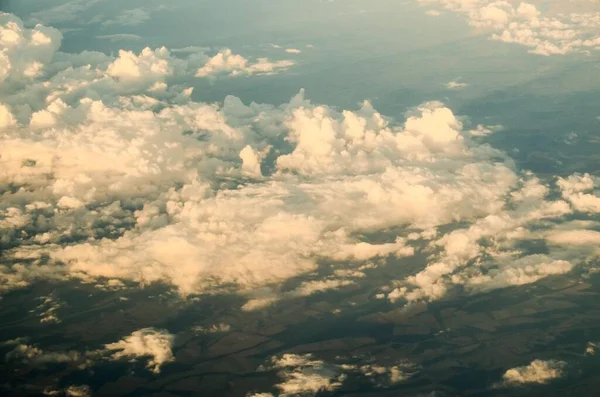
[102,8,152,27]
[445,80,468,89]
[468,124,503,136]
[44,385,92,397]
[421,0,600,55]
[558,173,600,213]
[252,353,417,395]
[96,34,142,42]
[0,13,62,84]
[192,323,232,334]
[104,328,175,373]
[585,341,599,355]
[260,354,345,396]
[196,49,294,77]
[1,13,599,312]
[30,0,103,24]
[285,48,302,54]
[4,340,80,365]
[286,279,356,297]
[501,359,567,385]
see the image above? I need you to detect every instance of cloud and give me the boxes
[30,0,103,24]
[421,0,600,55]
[557,173,600,213]
[501,359,567,385]
[196,49,294,77]
[1,13,600,312]
[585,341,599,356]
[102,8,152,27]
[192,323,232,334]
[0,13,62,84]
[104,328,175,373]
[468,124,503,136]
[4,339,81,365]
[251,353,417,396]
[285,48,302,54]
[96,34,142,42]
[426,10,441,16]
[43,385,92,397]
[445,80,468,89]
[286,279,356,297]
[263,354,345,396]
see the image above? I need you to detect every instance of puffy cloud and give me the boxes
[1,13,599,312]
[252,353,417,396]
[259,354,345,396]
[4,339,80,365]
[355,361,418,386]
[285,48,302,54]
[192,323,232,334]
[286,279,356,297]
[468,124,503,136]
[445,80,468,89]
[585,341,599,356]
[421,0,600,55]
[558,173,600,213]
[196,49,294,77]
[43,385,92,397]
[104,328,175,373]
[0,13,62,85]
[501,359,567,385]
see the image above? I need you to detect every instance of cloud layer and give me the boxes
[1,12,599,311]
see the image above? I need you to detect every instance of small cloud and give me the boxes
[285,48,302,54]
[104,328,175,373]
[102,8,151,27]
[501,359,567,385]
[445,80,468,89]
[192,323,231,334]
[96,34,141,42]
[196,49,294,78]
[585,341,599,355]
[469,124,503,136]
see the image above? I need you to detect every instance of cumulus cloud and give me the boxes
[585,341,599,355]
[501,359,567,385]
[421,0,600,55]
[0,13,62,84]
[286,279,356,297]
[445,80,468,89]
[104,328,175,373]
[196,49,294,77]
[192,323,232,334]
[43,385,92,397]
[251,353,417,396]
[1,13,599,312]
[285,48,302,54]
[260,354,345,396]
[4,339,81,365]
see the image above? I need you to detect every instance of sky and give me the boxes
[1,0,600,395]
